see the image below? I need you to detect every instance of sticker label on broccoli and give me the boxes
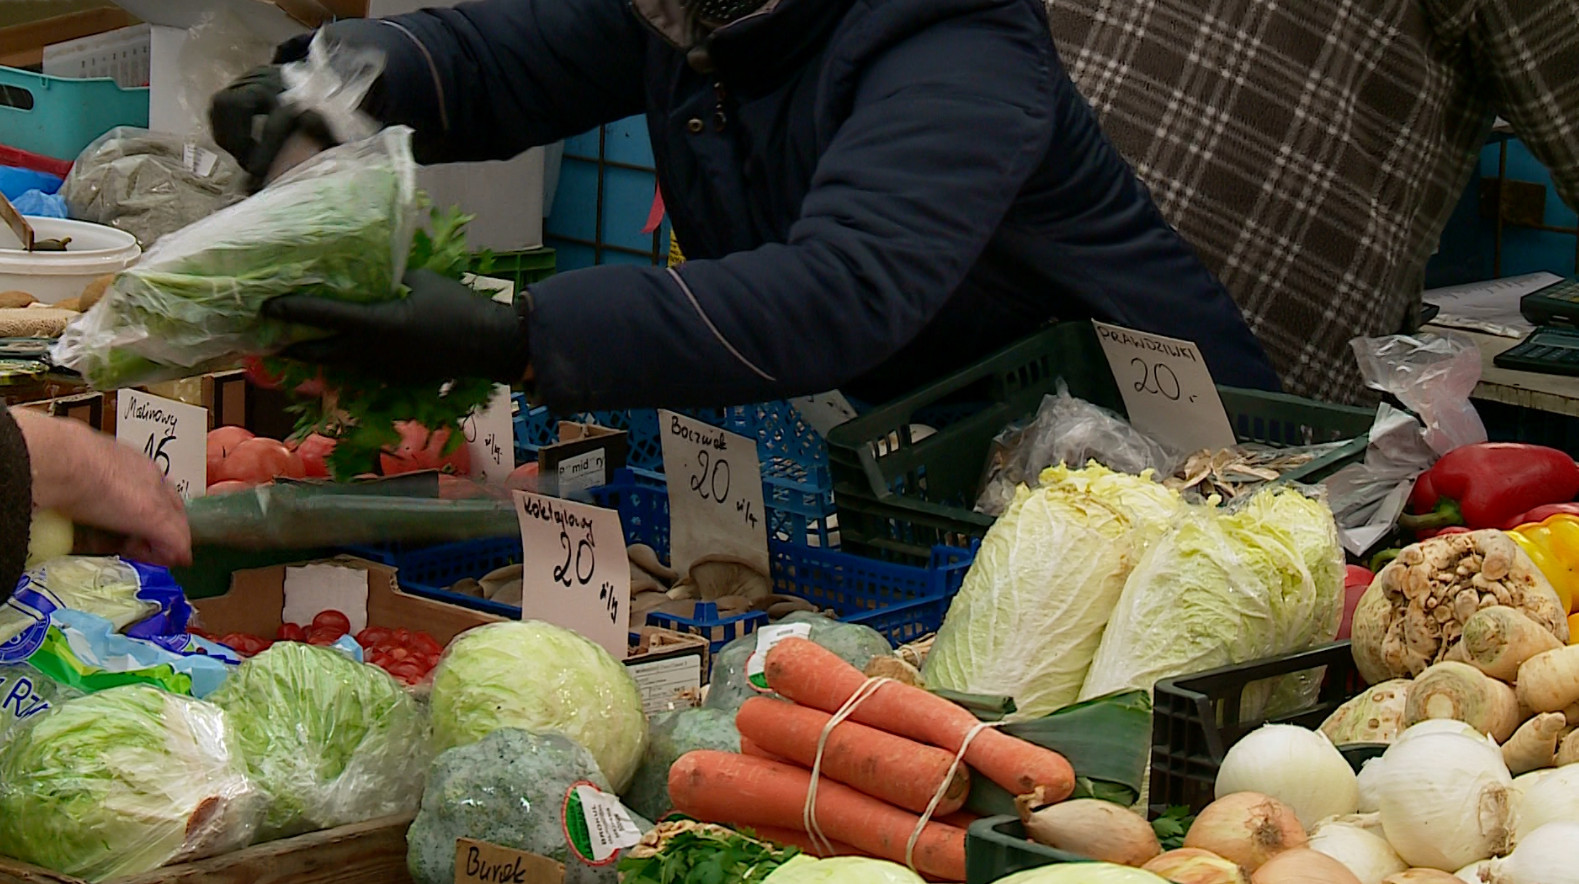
[514,492,630,659]
[1092,321,1236,455]
[562,782,642,865]
[453,838,564,884]
[658,411,770,577]
[746,622,812,691]
[116,389,207,500]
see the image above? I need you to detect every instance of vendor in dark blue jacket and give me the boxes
[210,0,1281,412]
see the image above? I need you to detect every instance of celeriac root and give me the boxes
[1461,606,1564,682]
[1405,660,1523,741]
[1501,712,1566,773]
[1515,645,1579,713]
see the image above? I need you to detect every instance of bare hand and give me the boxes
[15,410,192,567]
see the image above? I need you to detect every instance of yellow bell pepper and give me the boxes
[1570,612,1579,645]
[1506,514,1579,615]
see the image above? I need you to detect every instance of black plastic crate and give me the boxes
[1149,641,1365,814]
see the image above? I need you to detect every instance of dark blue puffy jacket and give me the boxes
[315,0,1280,410]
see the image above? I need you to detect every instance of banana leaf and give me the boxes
[947,689,1152,816]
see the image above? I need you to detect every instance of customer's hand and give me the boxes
[262,269,534,385]
[14,410,192,567]
[208,65,334,188]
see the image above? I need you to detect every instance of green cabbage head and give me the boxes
[923,463,1186,718]
[428,621,648,791]
[0,684,261,882]
[993,863,1169,883]
[208,641,430,839]
[762,856,926,883]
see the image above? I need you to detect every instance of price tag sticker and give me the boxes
[562,783,643,865]
[181,143,219,177]
[462,385,516,485]
[745,622,813,691]
[513,491,630,659]
[1092,321,1236,454]
[658,411,770,576]
[556,448,606,500]
[116,389,207,500]
[453,839,563,884]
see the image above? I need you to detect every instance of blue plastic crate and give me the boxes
[396,471,972,653]
[0,66,149,161]
[513,397,836,546]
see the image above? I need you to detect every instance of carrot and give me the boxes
[747,825,867,858]
[737,697,971,815]
[937,809,982,830]
[668,750,968,881]
[764,637,1076,801]
[739,734,794,765]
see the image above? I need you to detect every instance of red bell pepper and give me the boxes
[1506,502,1579,529]
[1339,565,1374,640]
[1402,443,1579,533]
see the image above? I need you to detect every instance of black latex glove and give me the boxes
[208,64,336,189]
[261,269,532,384]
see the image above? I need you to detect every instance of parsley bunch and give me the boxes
[619,822,800,884]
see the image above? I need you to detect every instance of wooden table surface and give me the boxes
[1432,325,1579,418]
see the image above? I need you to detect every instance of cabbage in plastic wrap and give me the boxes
[704,612,892,715]
[207,642,430,840]
[623,707,739,821]
[0,684,261,882]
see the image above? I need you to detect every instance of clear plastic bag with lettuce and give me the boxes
[208,642,429,840]
[1078,485,1344,712]
[52,124,418,388]
[922,464,1187,719]
[0,662,81,745]
[0,684,261,882]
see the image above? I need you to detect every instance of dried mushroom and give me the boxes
[671,555,772,606]
[1351,529,1570,683]
[628,544,678,584]
[1164,447,1318,501]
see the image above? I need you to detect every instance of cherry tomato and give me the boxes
[277,622,307,642]
[311,610,351,638]
[218,438,306,484]
[388,662,424,682]
[379,422,472,477]
[409,632,443,657]
[306,632,337,647]
[389,647,411,662]
[356,626,393,647]
[293,434,338,479]
[206,426,255,485]
[392,627,412,644]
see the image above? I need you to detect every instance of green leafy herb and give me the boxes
[618,822,799,884]
[1151,805,1195,851]
[267,206,500,479]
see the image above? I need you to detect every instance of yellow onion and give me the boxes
[1142,848,1250,883]
[1184,792,1307,872]
[1251,848,1362,884]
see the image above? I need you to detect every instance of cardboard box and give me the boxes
[0,813,414,884]
[194,556,503,644]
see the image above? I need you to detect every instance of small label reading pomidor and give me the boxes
[745,622,812,691]
[563,783,642,864]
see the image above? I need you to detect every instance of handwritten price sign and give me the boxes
[116,390,207,500]
[658,411,770,576]
[513,491,630,658]
[462,385,516,485]
[1092,321,1236,454]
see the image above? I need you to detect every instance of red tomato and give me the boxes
[379,422,472,477]
[311,610,351,638]
[306,631,338,647]
[277,622,307,642]
[294,434,337,479]
[438,474,492,500]
[206,480,253,496]
[218,438,306,484]
[389,647,411,662]
[244,356,327,397]
[409,632,443,657]
[388,662,424,682]
[206,426,255,484]
[392,627,412,644]
[356,626,393,647]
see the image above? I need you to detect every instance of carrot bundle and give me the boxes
[668,750,969,881]
[747,825,867,858]
[764,637,1076,801]
[736,697,972,815]
[739,734,793,765]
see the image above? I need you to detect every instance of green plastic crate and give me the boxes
[827,323,1375,564]
[470,247,556,293]
[0,66,148,161]
[966,817,1087,883]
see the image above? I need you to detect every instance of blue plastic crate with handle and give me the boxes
[395,470,973,654]
[513,397,836,547]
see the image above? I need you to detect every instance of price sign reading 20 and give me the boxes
[658,410,771,577]
[513,491,630,659]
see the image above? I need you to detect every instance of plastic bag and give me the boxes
[0,662,82,745]
[0,685,262,882]
[976,384,1173,517]
[52,125,419,389]
[173,9,276,145]
[61,127,247,247]
[17,555,192,639]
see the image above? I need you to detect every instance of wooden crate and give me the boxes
[0,814,414,884]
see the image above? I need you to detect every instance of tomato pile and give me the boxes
[205,421,472,494]
[193,610,445,686]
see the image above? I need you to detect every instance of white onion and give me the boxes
[1510,766,1579,844]
[1373,733,1512,871]
[1395,719,1486,744]
[1308,818,1407,884]
[1357,758,1388,813]
[1485,822,1579,884]
[1216,725,1360,829]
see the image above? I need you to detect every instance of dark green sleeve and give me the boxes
[0,404,32,604]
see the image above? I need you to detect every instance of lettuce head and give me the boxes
[923,463,1186,718]
[762,856,926,883]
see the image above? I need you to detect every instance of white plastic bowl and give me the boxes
[0,216,141,304]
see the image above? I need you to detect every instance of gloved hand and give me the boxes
[261,269,532,384]
[208,64,336,188]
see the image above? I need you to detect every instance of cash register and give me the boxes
[1492,277,1579,375]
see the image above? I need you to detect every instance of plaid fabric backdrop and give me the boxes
[1045,0,1579,403]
